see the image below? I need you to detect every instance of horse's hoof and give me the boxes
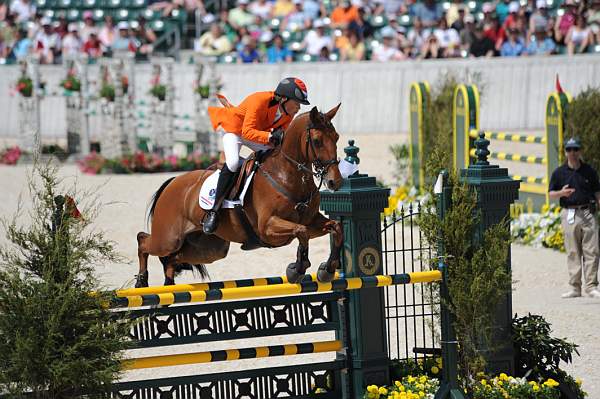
[135,272,149,288]
[317,262,336,283]
[164,277,175,286]
[286,263,305,283]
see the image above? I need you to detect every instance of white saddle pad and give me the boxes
[199,169,256,210]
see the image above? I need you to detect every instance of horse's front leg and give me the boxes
[263,216,311,283]
[306,213,343,283]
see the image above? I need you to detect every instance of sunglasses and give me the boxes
[565,148,580,152]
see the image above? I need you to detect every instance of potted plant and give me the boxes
[195,84,210,99]
[150,84,166,101]
[99,84,115,102]
[60,75,81,92]
[16,77,33,97]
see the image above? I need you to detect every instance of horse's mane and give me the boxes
[287,109,334,136]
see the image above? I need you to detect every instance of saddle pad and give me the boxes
[199,169,255,210]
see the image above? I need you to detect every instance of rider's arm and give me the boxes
[241,99,271,145]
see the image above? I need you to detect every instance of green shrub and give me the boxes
[0,164,133,397]
[418,172,512,392]
[513,314,587,398]
[420,73,484,183]
[564,87,600,172]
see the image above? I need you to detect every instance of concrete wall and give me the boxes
[2,54,600,140]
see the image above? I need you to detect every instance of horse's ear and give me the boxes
[325,103,341,120]
[309,106,320,125]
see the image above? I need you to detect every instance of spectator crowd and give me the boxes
[1,0,600,63]
[0,4,159,63]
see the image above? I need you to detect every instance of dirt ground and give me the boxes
[0,133,598,397]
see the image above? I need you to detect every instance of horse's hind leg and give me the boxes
[176,231,231,265]
[157,232,231,286]
[136,232,150,287]
[136,229,186,287]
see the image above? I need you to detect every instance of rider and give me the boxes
[203,77,310,234]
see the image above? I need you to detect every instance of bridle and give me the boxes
[258,118,339,212]
[282,121,339,182]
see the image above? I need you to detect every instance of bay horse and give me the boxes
[135,105,344,287]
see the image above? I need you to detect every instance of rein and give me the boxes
[258,121,339,212]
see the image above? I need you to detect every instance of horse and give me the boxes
[135,104,344,287]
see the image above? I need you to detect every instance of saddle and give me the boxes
[201,150,273,251]
[217,150,271,202]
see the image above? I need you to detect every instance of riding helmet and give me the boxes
[274,77,310,105]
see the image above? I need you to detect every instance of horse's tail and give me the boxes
[146,176,176,229]
[159,257,210,281]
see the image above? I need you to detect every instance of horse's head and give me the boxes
[304,104,343,191]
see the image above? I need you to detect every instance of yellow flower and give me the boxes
[576,378,583,386]
[419,391,425,398]
[533,385,540,392]
[419,376,427,384]
[554,206,561,215]
[399,385,405,392]
[395,186,407,196]
[499,373,508,381]
[480,379,487,385]
[436,357,443,367]
[407,376,416,383]
[543,378,559,387]
[431,366,439,374]
[367,385,380,393]
[378,387,388,395]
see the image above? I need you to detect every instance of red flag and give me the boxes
[65,196,82,219]
[555,74,564,94]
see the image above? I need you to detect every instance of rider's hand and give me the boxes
[269,128,284,146]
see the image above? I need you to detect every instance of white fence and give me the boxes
[1,54,600,141]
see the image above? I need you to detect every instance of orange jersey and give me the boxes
[330,6,359,25]
[208,91,293,145]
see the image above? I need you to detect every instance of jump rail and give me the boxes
[112,271,442,308]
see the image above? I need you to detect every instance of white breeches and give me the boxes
[221,131,270,172]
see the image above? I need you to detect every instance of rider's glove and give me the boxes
[269,128,284,146]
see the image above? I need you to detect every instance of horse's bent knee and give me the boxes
[294,225,309,242]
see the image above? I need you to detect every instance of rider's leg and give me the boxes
[203,133,240,235]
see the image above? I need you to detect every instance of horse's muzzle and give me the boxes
[326,178,342,191]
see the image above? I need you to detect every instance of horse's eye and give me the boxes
[313,138,322,147]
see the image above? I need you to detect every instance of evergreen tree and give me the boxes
[0,164,132,398]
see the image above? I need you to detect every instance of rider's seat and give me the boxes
[227,149,272,201]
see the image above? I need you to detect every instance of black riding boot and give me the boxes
[203,165,236,234]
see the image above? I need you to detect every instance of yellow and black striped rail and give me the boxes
[112,271,442,308]
[469,149,546,165]
[123,340,342,370]
[511,175,547,185]
[469,130,546,144]
[116,272,338,297]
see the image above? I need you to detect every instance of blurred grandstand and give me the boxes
[1,0,600,63]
